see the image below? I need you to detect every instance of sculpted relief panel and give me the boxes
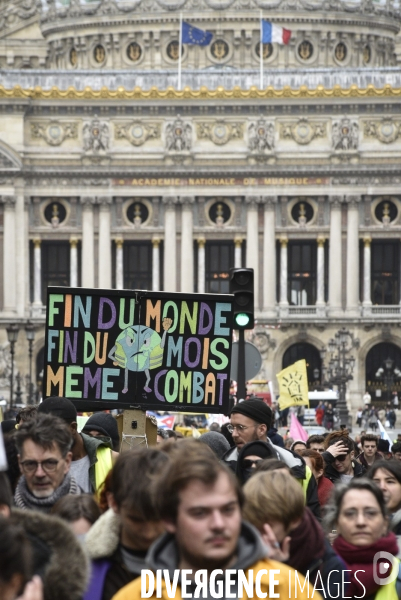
[31,121,78,146]
[115,121,160,146]
[197,121,243,145]
[280,118,326,145]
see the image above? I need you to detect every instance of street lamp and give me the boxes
[6,324,19,410]
[25,322,35,405]
[320,327,359,430]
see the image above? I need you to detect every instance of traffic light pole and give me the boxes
[237,329,246,401]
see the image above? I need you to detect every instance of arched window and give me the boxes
[365,342,401,404]
[282,342,322,389]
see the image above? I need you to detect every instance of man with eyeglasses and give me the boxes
[322,430,365,484]
[221,399,321,517]
[14,413,80,512]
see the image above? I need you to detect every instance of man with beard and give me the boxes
[14,413,80,512]
[112,443,319,600]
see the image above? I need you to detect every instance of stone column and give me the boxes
[279,235,289,316]
[234,237,242,269]
[263,196,277,318]
[180,197,195,293]
[3,196,16,314]
[363,234,372,315]
[15,187,27,317]
[98,197,112,289]
[163,197,177,292]
[70,237,78,288]
[197,237,206,294]
[245,196,259,308]
[316,235,326,317]
[328,196,343,316]
[346,195,361,317]
[32,238,42,307]
[115,238,124,290]
[81,197,95,288]
[152,238,160,292]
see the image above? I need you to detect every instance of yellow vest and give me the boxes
[94,445,113,493]
[374,559,400,600]
[300,465,313,502]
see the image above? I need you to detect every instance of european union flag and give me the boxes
[182,22,213,46]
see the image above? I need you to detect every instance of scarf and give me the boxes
[333,532,399,597]
[14,473,80,512]
[288,508,326,573]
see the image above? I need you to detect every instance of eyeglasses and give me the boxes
[242,459,262,469]
[335,453,349,462]
[227,424,257,434]
[20,459,59,474]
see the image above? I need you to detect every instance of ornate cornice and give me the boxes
[1,84,401,101]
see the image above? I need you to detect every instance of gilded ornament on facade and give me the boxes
[165,115,192,151]
[83,115,109,153]
[298,40,313,60]
[248,117,275,152]
[70,48,77,66]
[374,199,398,225]
[166,41,181,60]
[364,119,401,144]
[31,121,78,146]
[363,45,371,64]
[197,121,243,145]
[115,121,160,146]
[127,42,142,62]
[281,118,326,145]
[332,117,359,151]
[334,42,347,62]
[44,201,67,227]
[94,44,106,64]
[211,39,229,60]
[256,42,273,59]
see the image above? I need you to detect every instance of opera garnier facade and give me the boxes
[0,0,401,411]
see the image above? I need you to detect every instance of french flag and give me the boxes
[262,20,291,45]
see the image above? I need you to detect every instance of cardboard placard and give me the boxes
[43,288,233,414]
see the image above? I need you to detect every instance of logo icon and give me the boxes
[373,552,399,586]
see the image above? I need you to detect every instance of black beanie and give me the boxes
[231,399,273,428]
[82,413,119,447]
[38,397,77,423]
[240,441,276,460]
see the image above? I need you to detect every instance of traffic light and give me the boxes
[229,267,254,330]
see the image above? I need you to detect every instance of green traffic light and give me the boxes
[235,313,250,327]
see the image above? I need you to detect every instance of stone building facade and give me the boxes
[0,0,401,410]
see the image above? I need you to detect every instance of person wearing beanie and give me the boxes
[38,397,118,495]
[82,413,120,452]
[222,399,321,518]
[199,431,230,459]
[236,441,276,484]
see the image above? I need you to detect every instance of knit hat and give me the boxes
[230,399,273,428]
[199,431,230,459]
[377,439,390,453]
[240,441,276,461]
[290,439,307,452]
[38,397,77,423]
[82,413,120,448]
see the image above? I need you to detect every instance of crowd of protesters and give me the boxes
[3,396,401,599]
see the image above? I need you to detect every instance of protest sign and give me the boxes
[43,287,233,414]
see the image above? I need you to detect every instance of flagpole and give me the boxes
[178,12,183,91]
[260,10,263,90]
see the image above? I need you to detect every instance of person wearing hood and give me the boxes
[82,413,120,452]
[243,469,346,599]
[367,459,401,543]
[84,447,168,600]
[221,399,321,517]
[112,443,319,600]
[235,441,277,484]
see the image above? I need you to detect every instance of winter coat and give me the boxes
[84,508,145,600]
[267,428,285,448]
[10,508,89,600]
[111,522,321,600]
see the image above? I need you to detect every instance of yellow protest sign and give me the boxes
[277,359,309,410]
